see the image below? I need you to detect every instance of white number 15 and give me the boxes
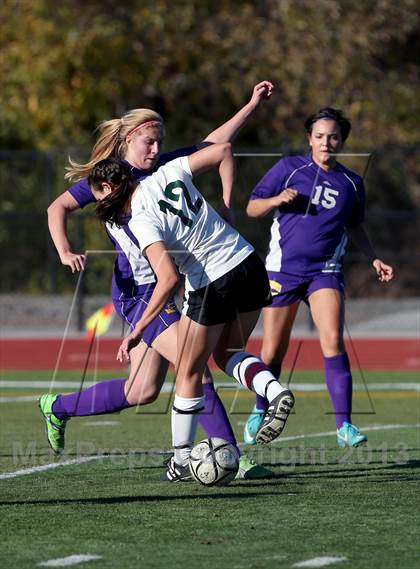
[311,185,338,209]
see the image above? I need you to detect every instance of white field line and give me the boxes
[3,381,419,403]
[0,395,40,402]
[2,423,419,480]
[85,420,120,426]
[0,456,104,480]
[38,554,102,567]
[269,423,420,444]
[0,381,96,389]
[292,557,347,568]
[1,380,419,391]
[219,382,420,392]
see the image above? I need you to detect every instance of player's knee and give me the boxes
[261,343,286,366]
[126,387,159,406]
[141,391,159,405]
[320,330,343,355]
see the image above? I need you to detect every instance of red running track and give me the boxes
[0,337,419,371]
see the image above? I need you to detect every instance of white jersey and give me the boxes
[129,156,253,291]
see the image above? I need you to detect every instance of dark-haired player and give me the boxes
[88,145,295,481]
[40,82,275,480]
[243,108,394,447]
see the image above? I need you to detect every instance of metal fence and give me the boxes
[1,149,419,297]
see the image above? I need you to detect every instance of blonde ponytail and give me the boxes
[65,109,164,181]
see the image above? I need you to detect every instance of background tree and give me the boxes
[0,0,418,294]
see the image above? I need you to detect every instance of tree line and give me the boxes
[0,0,418,295]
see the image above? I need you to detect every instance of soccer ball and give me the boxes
[189,437,239,486]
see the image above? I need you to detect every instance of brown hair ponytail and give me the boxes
[88,158,137,226]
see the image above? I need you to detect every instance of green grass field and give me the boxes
[1,369,419,569]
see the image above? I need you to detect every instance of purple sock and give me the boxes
[199,383,240,456]
[324,353,352,429]
[255,362,281,411]
[52,379,131,421]
[255,394,268,412]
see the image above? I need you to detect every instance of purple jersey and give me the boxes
[250,155,365,276]
[67,146,199,298]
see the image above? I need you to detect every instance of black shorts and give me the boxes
[184,251,272,326]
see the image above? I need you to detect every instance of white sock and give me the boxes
[172,395,205,465]
[252,371,284,401]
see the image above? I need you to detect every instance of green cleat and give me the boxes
[337,421,368,448]
[235,454,274,480]
[38,394,67,454]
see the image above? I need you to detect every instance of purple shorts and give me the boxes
[267,271,345,308]
[113,285,180,347]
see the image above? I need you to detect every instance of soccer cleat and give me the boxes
[337,422,368,448]
[235,454,274,480]
[256,389,295,444]
[38,393,67,454]
[161,456,193,482]
[243,405,265,445]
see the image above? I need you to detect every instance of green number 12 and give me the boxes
[158,180,203,227]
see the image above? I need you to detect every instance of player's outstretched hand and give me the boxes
[60,251,86,273]
[250,81,274,107]
[117,337,131,363]
[117,334,140,363]
[277,188,299,206]
[372,259,394,282]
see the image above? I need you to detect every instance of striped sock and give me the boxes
[255,362,281,411]
[225,352,286,401]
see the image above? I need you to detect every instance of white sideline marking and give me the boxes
[1,423,418,480]
[38,554,102,567]
[85,420,120,426]
[235,422,420,440]
[292,557,347,567]
[230,382,420,392]
[0,381,96,389]
[271,423,420,444]
[0,395,40,402]
[354,382,419,392]
[2,381,419,404]
[1,450,167,480]
[0,456,103,480]
[1,380,419,391]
